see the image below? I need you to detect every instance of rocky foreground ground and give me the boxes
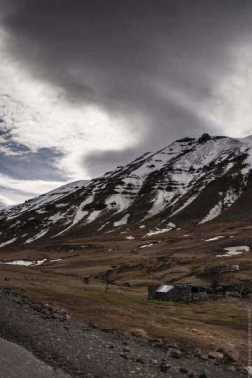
[0,288,247,378]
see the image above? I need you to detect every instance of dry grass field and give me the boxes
[0,221,250,364]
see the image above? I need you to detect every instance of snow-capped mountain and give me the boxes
[1,133,252,246]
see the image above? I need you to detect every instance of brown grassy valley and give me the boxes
[0,220,249,366]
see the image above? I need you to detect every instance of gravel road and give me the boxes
[0,337,69,378]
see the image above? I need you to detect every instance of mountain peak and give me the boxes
[198,133,212,144]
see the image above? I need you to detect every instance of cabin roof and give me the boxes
[156,285,174,293]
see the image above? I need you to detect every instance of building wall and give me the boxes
[148,285,208,302]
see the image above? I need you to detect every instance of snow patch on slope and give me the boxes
[0,238,16,248]
[72,195,94,225]
[146,223,176,237]
[145,190,174,219]
[223,188,241,207]
[25,229,48,244]
[170,194,198,217]
[139,243,154,248]
[217,245,250,257]
[199,203,222,224]
[200,187,242,224]
[114,214,130,227]
[86,210,102,224]
[105,194,132,212]
[48,212,65,224]
[205,236,225,242]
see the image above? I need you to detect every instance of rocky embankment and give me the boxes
[0,289,247,378]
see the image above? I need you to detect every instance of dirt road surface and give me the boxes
[0,337,68,378]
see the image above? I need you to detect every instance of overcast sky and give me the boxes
[1,0,252,205]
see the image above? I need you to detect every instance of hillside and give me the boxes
[1,133,252,246]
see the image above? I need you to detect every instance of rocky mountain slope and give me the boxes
[1,133,252,246]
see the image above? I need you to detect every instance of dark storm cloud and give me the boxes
[1,0,252,176]
[84,148,141,178]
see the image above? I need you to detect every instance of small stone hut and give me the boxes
[148,283,208,302]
